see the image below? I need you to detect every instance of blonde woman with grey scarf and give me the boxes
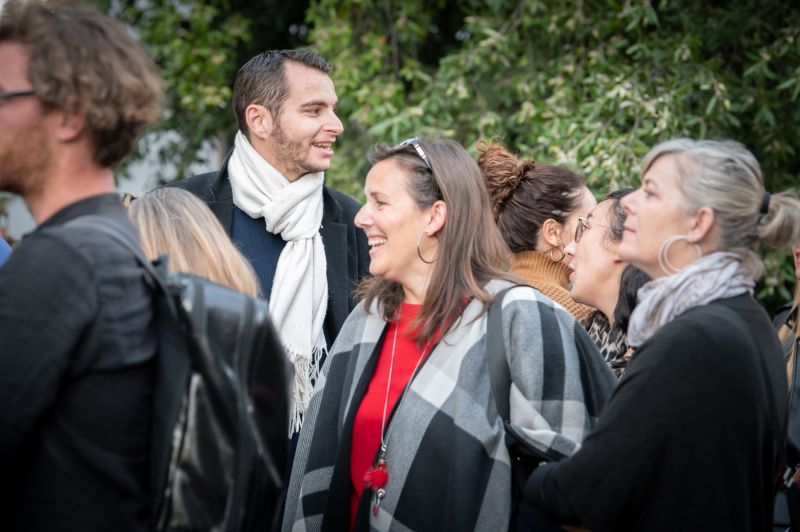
[526,138,800,532]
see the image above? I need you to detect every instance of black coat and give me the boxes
[168,152,371,344]
[526,294,788,532]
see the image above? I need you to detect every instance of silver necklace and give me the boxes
[364,308,433,516]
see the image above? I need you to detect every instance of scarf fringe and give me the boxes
[288,345,325,436]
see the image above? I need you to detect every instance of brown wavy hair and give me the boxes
[0,1,163,168]
[129,188,260,298]
[357,139,515,346]
[477,141,586,253]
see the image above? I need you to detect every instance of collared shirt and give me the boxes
[0,194,156,532]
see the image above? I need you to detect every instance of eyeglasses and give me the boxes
[574,216,613,243]
[398,137,432,170]
[0,90,36,103]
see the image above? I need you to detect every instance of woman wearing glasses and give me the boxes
[283,138,615,532]
[564,189,650,375]
[526,139,800,531]
[478,142,597,322]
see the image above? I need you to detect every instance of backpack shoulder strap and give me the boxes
[487,284,530,422]
[66,214,188,528]
[65,214,171,299]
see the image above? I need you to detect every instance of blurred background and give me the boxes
[1,0,797,310]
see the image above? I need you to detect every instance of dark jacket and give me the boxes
[773,301,800,528]
[169,152,371,344]
[0,194,156,532]
[526,294,788,532]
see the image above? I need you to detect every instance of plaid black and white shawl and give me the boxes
[283,280,616,532]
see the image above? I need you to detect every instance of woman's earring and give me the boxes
[658,235,702,275]
[417,233,437,264]
[548,246,566,263]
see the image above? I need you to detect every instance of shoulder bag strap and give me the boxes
[65,214,171,300]
[487,284,529,422]
[66,214,187,528]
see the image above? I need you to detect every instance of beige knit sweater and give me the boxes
[510,250,595,322]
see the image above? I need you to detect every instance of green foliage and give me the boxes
[116,1,252,180]
[91,0,314,181]
[306,0,800,311]
[96,0,798,311]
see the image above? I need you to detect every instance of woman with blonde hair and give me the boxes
[478,142,597,322]
[128,187,259,297]
[779,245,800,383]
[283,138,615,531]
[526,138,800,531]
[775,245,800,528]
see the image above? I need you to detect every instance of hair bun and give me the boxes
[476,141,531,217]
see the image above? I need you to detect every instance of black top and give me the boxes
[775,302,800,467]
[525,294,788,532]
[168,151,371,346]
[230,204,286,299]
[0,194,157,532]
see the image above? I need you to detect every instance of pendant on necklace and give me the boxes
[365,446,389,516]
[372,487,386,516]
[364,457,389,490]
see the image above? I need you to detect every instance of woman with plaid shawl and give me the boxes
[282,138,616,532]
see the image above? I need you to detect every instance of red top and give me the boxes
[349,303,428,529]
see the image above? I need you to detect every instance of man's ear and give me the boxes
[540,218,563,248]
[687,206,715,244]
[245,104,273,140]
[425,200,447,237]
[55,110,86,143]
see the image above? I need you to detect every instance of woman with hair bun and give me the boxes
[478,142,597,321]
[526,138,800,531]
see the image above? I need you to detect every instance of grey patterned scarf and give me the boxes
[627,251,754,348]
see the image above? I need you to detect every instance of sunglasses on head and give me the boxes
[397,137,432,170]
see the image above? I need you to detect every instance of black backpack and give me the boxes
[69,216,292,532]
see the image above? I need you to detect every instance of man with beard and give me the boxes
[0,2,163,530]
[171,50,370,437]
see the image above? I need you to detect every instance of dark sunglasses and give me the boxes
[397,137,432,170]
[574,216,613,243]
[0,90,36,103]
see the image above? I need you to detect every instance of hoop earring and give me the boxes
[658,235,703,275]
[548,246,565,263]
[417,233,437,264]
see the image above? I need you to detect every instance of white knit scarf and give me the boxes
[228,131,328,435]
[627,251,754,348]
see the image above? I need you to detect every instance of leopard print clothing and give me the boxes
[586,311,632,377]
